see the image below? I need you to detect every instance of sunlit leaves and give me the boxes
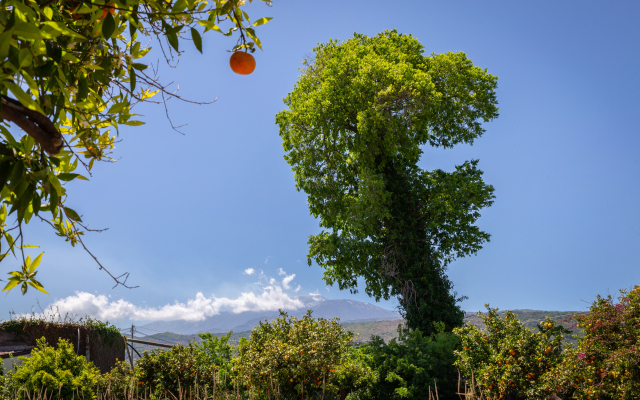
[0,0,273,295]
[2,252,49,295]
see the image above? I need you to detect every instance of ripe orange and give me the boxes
[230,51,256,75]
[100,4,116,20]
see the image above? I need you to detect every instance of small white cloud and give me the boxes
[264,256,272,264]
[277,268,286,276]
[282,274,296,290]
[269,278,276,285]
[326,287,330,292]
[294,285,302,293]
[244,268,255,275]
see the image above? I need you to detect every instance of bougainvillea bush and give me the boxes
[236,310,359,399]
[453,307,569,400]
[543,286,640,400]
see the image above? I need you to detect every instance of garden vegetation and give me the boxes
[1,286,638,399]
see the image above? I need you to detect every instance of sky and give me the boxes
[2,0,640,326]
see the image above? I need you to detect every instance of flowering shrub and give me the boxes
[11,337,100,400]
[544,286,640,400]
[453,306,569,400]
[236,310,355,399]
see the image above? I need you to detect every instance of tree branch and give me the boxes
[0,95,63,155]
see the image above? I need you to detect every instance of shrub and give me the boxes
[11,337,100,400]
[236,310,356,399]
[135,343,211,398]
[358,322,459,400]
[327,345,375,400]
[543,286,640,400]
[95,361,136,399]
[196,331,236,392]
[453,307,569,400]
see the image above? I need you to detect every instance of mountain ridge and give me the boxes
[140,295,401,335]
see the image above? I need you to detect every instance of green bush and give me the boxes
[195,331,235,392]
[453,307,570,400]
[329,345,375,400]
[95,361,136,399]
[236,310,357,399]
[135,342,211,398]
[357,322,459,400]
[543,286,640,400]
[11,337,100,400]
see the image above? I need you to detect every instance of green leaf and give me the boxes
[0,29,13,60]
[27,280,49,295]
[4,82,44,114]
[0,160,14,190]
[49,185,58,213]
[130,68,136,93]
[2,278,21,293]
[131,63,148,71]
[18,48,33,68]
[41,22,85,39]
[102,11,116,39]
[108,102,128,114]
[57,173,84,181]
[77,74,89,101]
[21,245,39,248]
[13,21,44,40]
[63,207,82,222]
[167,31,179,52]
[191,28,202,53]
[121,120,145,126]
[251,17,272,27]
[8,160,24,190]
[28,252,44,274]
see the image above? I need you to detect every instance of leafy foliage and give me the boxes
[543,286,640,400]
[134,343,210,398]
[95,361,135,399]
[276,30,498,335]
[11,337,101,400]
[454,307,572,400]
[236,310,357,399]
[357,323,459,400]
[0,0,272,294]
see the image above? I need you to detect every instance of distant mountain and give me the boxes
[140,295,401,335]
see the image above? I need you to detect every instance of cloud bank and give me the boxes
[31,269,304,323]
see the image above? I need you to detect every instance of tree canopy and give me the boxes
[277,30,499,334]
[0,0,272,294]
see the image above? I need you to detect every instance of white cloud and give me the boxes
[264,256,272,264]
[244,268,255,275]
[294,285,302,293]
[282,274,296,290]
[31,288,305,323]
[277,268,286,276]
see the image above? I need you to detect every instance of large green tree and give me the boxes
[277,31,499,335]
[0,0,272,294]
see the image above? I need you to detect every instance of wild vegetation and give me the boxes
[1,286,638,399]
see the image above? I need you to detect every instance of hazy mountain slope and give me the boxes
[140,295,401,335]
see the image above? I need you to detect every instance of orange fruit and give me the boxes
[230,51,256,75]
[100,4,116,19]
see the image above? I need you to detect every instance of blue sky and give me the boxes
[2,0,640,323]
